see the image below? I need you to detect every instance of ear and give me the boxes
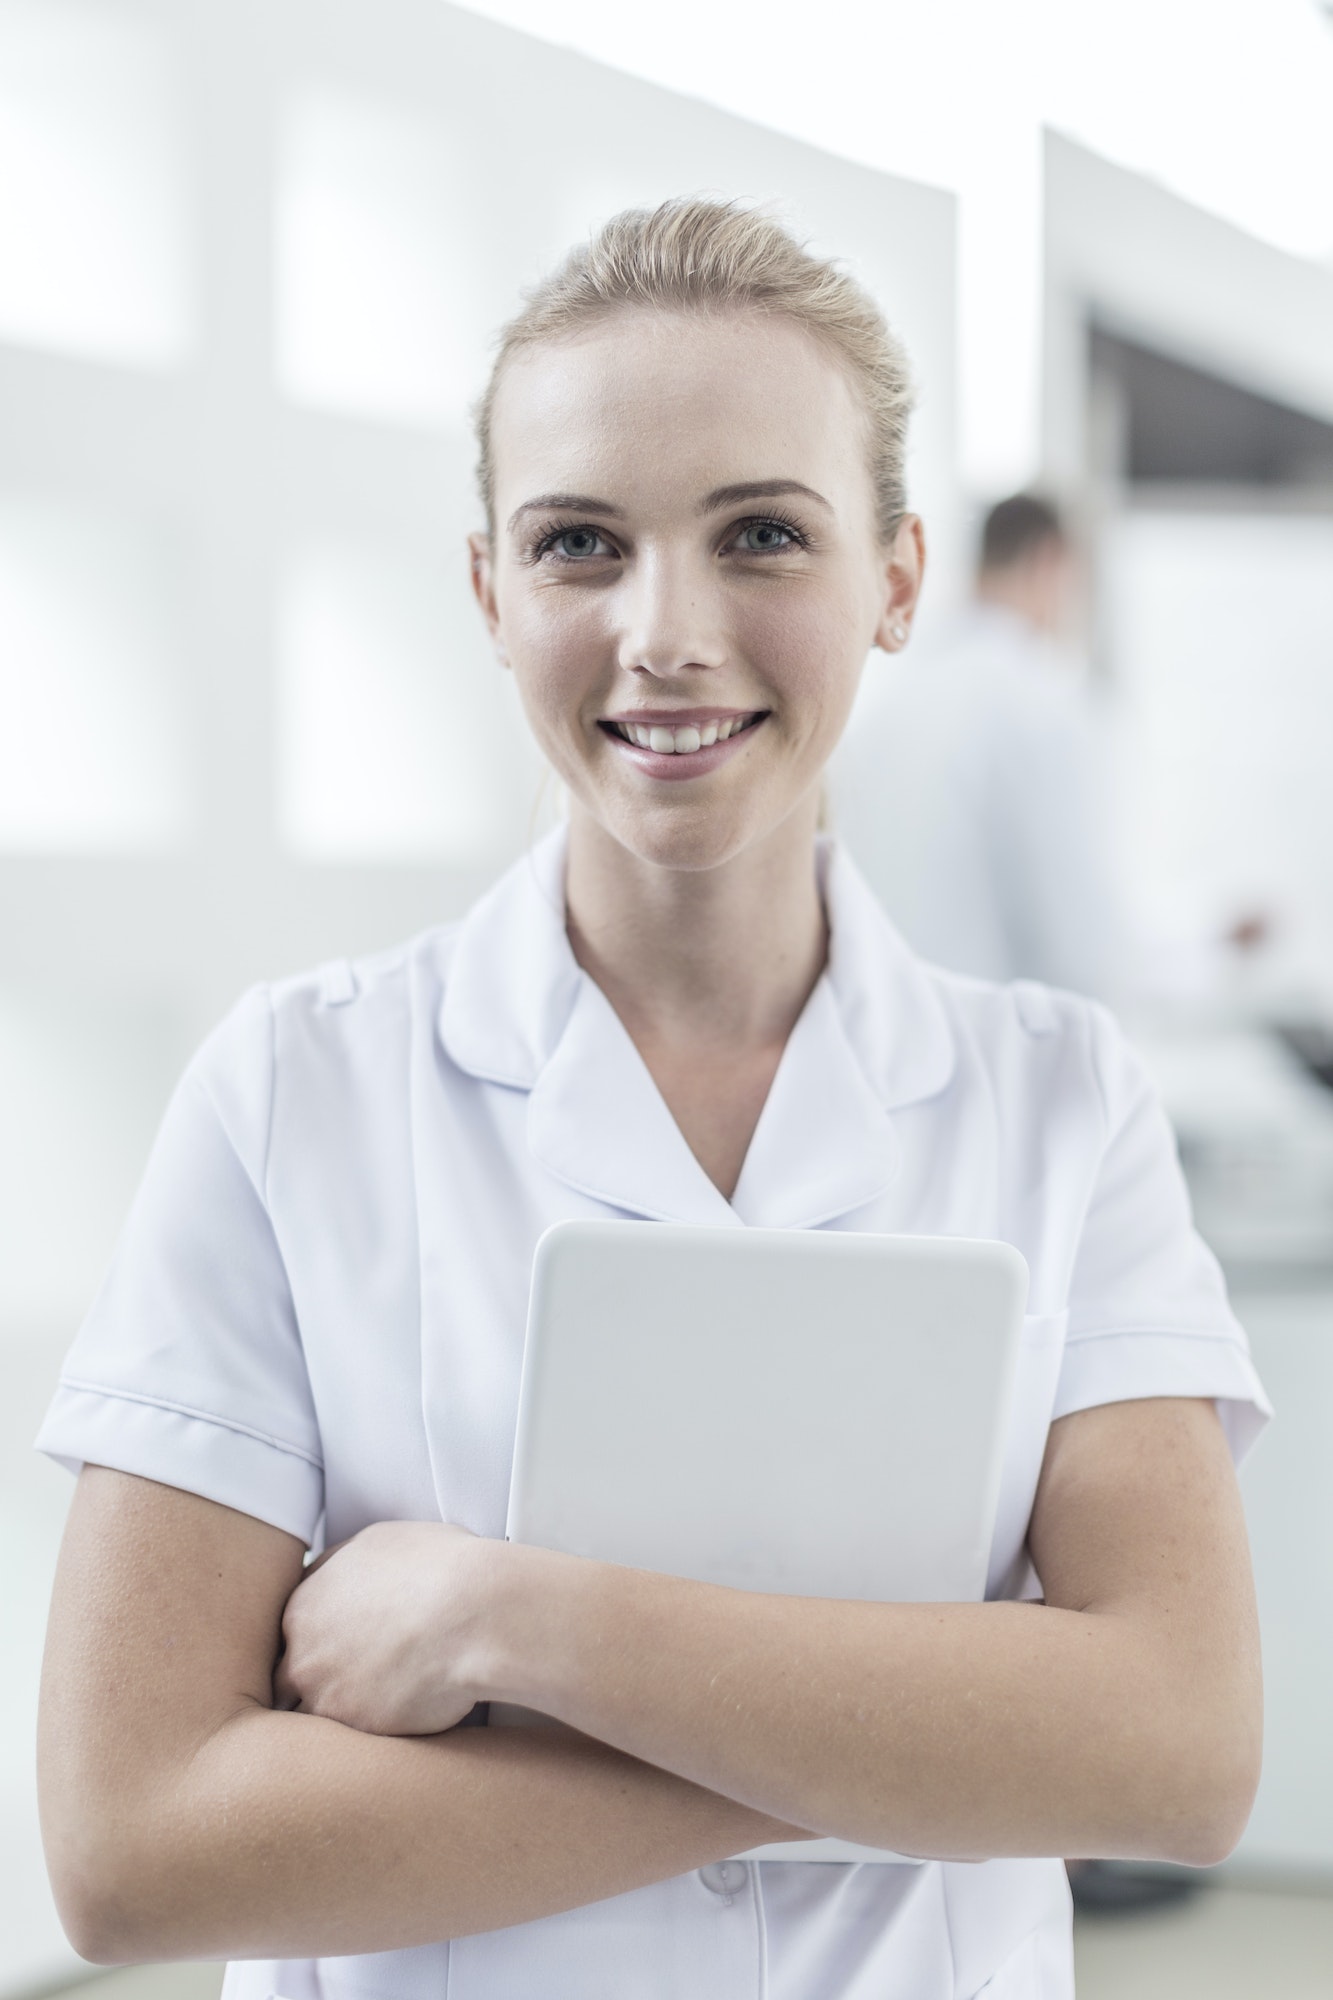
[468,532,508,666]
[871,514,926,654]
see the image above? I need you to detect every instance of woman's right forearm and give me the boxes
[74,1706,795,1964]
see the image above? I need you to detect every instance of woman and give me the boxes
[37,200,1268,2000]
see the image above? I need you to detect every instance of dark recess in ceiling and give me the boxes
[1089,325,1333,485]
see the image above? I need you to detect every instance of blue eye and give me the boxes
[736,520,798,552]
[547,527,608,560]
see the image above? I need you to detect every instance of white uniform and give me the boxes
[833,605,1123,1001]
[37,828,1269,2000]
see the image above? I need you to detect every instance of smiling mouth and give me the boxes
[600,712,767,754]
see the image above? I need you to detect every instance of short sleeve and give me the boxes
[1052,1005,1272,1464]
[34,987,324,1542]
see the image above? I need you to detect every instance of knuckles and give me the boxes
[272,1519,473,1733]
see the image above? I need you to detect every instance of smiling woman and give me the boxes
[35,200,1268,2000]
[459,208,925,1196]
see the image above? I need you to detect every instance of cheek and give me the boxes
[744,588,866,733]
[505,595,611,733]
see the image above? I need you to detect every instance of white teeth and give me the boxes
[615,716,754,752]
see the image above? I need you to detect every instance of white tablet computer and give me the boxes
[499,1219,1027,1864]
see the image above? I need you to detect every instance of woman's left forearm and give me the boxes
[280,1402,1259,1866]
[479,1549,1245,1863]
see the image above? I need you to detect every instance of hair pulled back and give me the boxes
[475,197,915,543]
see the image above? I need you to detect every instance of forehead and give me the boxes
[489,310,870,517]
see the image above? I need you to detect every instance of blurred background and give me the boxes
[3,0,1333,1992]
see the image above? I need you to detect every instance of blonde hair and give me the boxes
[475,197,915,542]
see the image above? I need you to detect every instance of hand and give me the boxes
[273,1520,496,1735]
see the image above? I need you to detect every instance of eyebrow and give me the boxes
[701,480,833,514]
[506,478,833,536]
[507,493,623,533]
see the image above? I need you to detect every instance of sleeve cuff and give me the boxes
[35,1381,324,1543]
[1052,1328,1274,1465]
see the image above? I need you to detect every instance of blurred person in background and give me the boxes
[833,493,1125,1003]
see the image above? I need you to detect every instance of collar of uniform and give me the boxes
[438,827,581,1088]
[438,825,956,1228]
[819,838,956,1114]
[720,843,957,1229]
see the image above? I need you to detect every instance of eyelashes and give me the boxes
[732,513,809,554]
[525,519,612,565]
[732,513,809,552]
[522,513,813,565]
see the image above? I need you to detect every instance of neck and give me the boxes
[563,803,828,1059]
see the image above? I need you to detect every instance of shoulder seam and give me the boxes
[1082,1000,1121,1147]
[188,985,278,1217]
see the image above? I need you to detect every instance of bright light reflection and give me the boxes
[0,0,190,364]
[276,89,483,424]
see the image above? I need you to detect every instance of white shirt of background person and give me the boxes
[833,495,1125,1004]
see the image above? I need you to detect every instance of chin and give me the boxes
[596,792,796,876]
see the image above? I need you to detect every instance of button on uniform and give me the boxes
[699,1860,749,1900]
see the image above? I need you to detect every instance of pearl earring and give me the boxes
[890,622,908,645]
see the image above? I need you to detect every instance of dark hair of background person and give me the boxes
[980,493,1066,571]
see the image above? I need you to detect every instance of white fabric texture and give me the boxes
[37,829,1269,2000]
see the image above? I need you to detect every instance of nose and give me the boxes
[616,546,728,680]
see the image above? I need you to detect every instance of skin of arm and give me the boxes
[37,1467,803,1967]
[280,1395,1262,1868]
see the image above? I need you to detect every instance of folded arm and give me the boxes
[38,1467,800,1966]
[284,1395,1263,1867]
